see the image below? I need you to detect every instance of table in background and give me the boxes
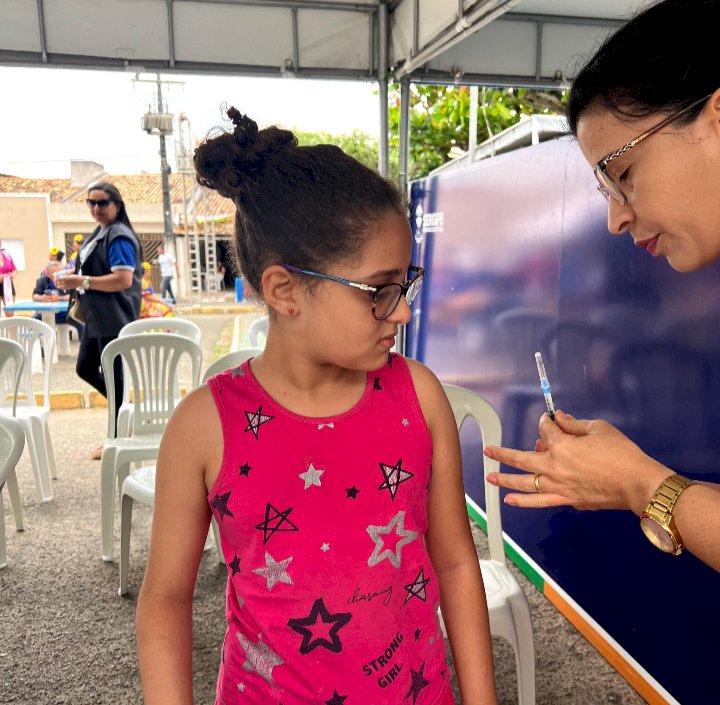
[3,301,73,359]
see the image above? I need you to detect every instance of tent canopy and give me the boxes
[1,0,645,86]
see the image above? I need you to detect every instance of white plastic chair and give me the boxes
[100,333,202,561]
[442,383,536,705]
[248,316,268,347]
[0,416,26,568]
[116,318,202,437]
[202,347,262,382]
[0,318,57,502]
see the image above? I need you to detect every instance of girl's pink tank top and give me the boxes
[207,354,452,705]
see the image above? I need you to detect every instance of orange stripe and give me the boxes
[543,583,669,705]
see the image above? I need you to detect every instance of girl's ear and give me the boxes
[262,264,300,318]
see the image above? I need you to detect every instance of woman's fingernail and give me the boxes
[487,475,497,485]
[504,496,516,506]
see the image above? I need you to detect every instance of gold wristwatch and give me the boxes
[82,275,90,290]
[640,474,695,555]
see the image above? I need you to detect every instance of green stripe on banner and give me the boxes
[465,500,545,593]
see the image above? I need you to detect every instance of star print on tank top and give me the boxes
[207,353,452,705]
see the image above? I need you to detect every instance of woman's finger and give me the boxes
[484,446,546,474]
[503,491,573,508]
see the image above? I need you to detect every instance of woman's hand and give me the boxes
[485,410,673,514]
[54,273,81,291]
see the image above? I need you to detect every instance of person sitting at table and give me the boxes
[67,234,83,271]
[32,261,83,337]
[140,261,174,319]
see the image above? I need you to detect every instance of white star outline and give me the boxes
[299,462,324,489]
[367,510,418,568]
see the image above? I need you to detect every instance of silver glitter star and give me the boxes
[401,418,410,427]
[299,462,324,489]
[320,542,330,552]
[367,510,418,568]
[236,632,284,685]
[237,682,245,692]
[232,366,245,378]
[318,422,335,430]
[253,551,294,590]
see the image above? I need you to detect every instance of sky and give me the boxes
[0,67,381,179]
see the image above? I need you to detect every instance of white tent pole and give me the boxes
[378,1,389,176]
[396,76,411,356]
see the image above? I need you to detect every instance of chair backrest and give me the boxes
[0,318,54,408]
[202,347,263,383]
[0,339,25,417]
[248,316,268,347]
[101,333,202,439]
[442,383,505,565]
[119,318,202,345]
[0,416,25,488]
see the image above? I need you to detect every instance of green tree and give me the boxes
[388,84,566,179]
[294,129,381,171]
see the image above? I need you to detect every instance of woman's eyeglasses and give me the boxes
[86,198,112,208]
[283,263,425,320]
[594,93,713,205]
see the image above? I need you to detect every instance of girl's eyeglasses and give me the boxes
[282,263,425,320]
[86,198,112,208]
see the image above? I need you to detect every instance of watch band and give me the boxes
[642,474,695,552]
[82,275,90,290]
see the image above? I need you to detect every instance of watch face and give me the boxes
[640,517,676,553]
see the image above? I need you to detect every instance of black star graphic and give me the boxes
[239,462,252,477]
[413,627,421,641]
[255,503,299,544]
[244,405,275,440]
[440,669,447,680]
[378,458,414,500]
[345,485,360,499]
[388,352,397,367]
[373,376,383,391]
[404,567,431,605]
[324,690,348,705]
[212,491,234,521]
[287,597,352,655]
[229,554,241,576]
[404,662,430,704]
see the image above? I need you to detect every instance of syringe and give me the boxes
[534,352,556,421]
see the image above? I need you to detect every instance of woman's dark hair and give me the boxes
[88,182,135,231]
[193,107,405,297]
[568,0,719,135]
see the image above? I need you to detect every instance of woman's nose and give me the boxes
[607,197,634,236]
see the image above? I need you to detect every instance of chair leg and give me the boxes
[119,491,134,596]
[44,420,58,480]
[100,447,117,561]
[0,498,6,569]
[510,594,536,705]
[211,517,225,564]
[5,470,23,531]
[23,421,53,503]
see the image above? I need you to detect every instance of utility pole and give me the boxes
[137,73,184,248]
[156,75,173,247]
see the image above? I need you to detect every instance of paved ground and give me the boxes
[1,312,646,705]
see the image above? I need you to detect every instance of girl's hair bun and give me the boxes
[194,106,297,200]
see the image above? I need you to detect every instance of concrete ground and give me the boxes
[0,312,646,705]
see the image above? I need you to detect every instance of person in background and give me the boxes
[155,242,178,304]
[140,261,174,319]
[32,260,83,337]
[54,182,142,459]
[0,244,17,317]
[136,109,497,705]
[68,234,83,270]
[485,0,720,572]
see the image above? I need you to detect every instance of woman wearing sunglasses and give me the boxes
[56,182,143,459]
[485,0,720,572]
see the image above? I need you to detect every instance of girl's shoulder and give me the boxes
[402,355,451,432]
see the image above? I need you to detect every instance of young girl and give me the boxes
[136,108,497,705]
